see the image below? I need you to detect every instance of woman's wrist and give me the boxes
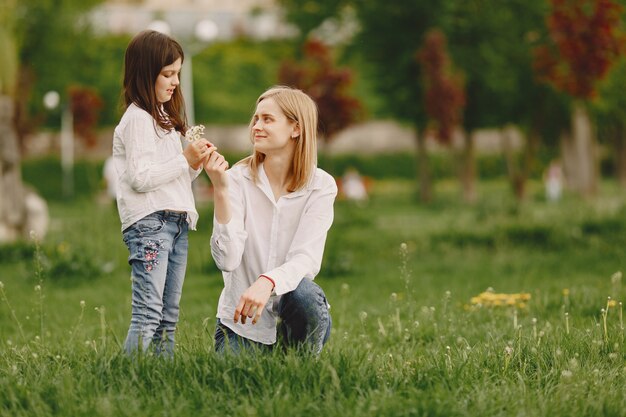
[259,274,275,290]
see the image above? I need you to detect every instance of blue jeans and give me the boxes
[122,211,189,357]
[215,278,332,354]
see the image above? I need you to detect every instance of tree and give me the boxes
[416,29,466,202]
[350,2,447,201]
[0,0,48,242]
[0,0,102,242]
[443,0,565,201]
[594,59,626,188]
[533,0,626,196]
[279,39,362,145]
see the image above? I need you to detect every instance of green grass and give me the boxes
[1,178,626,416]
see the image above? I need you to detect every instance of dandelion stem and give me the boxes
[565,312,569,335]
[98,306,107,350]
[32,235,45,344]
[0,284,27,343]
[601,308,608,344]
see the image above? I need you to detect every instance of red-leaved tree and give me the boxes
[533,0,625,195]
[416,29,466,202]
[279,39,362,145]
[69,85,103,148]
[417,29,466,144]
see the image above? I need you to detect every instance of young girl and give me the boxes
[112,30,214,356]
[204,86,337,354]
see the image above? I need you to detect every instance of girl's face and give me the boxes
[155,58,181,103]
[252,97,299,157]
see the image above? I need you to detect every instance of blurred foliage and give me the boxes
[279,39,362,141]
[0,0,19,95]
[12,0,108,137]
[533,0,625,100]
[192,39,295,124]
[21,157,104,201]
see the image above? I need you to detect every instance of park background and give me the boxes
[1,0,626,416]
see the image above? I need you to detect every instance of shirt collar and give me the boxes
[242,163,322,200]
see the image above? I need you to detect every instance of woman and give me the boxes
[204,86,337,354]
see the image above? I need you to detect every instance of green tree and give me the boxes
[594,59,626,187]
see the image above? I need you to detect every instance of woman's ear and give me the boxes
[291,123,300,139]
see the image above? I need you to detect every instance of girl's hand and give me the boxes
[183,138,212,170]
[234,277,274,325]
[203,149,229,189]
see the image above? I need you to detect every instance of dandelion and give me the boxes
[608,352,618,360]
[184,124,206,142]
[340,283,350,295]
[359,311,368,322]
[611,271,622,299]
[390,292,397,302]
[445,345,452,370]
[561,370,573,379]
[565,312,570,335]
[34,285,41,292]
[80,300,85,308]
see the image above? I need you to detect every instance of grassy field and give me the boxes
[1,178,626,416]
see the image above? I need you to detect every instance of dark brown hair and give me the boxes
[123,30,187,132]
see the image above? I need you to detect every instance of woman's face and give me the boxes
[155,58,181,103]
[251,97,299,157]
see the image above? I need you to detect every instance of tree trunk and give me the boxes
[501,127,525,200]
[414,127,432,203]
[561,102,598,196]
[0,95,48,242]
[613,124,626,189]
[460,130,476,203]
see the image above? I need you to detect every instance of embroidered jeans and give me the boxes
[122,210,189,357]
[215,278,332,354]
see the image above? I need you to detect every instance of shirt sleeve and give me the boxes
[263,177,338,296]
[210,170,248,272]
[124,114,189,193]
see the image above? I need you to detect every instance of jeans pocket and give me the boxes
[135,213,165,234]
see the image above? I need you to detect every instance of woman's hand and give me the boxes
[183,138,212,170]
[234,277,274,325]
[203,148,229,189]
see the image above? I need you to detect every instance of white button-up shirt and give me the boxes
[112,103,201,232]
[211,163,337,344]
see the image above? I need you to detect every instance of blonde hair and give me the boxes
[240,86,318,192]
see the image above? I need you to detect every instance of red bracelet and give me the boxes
[259,274,275,289]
